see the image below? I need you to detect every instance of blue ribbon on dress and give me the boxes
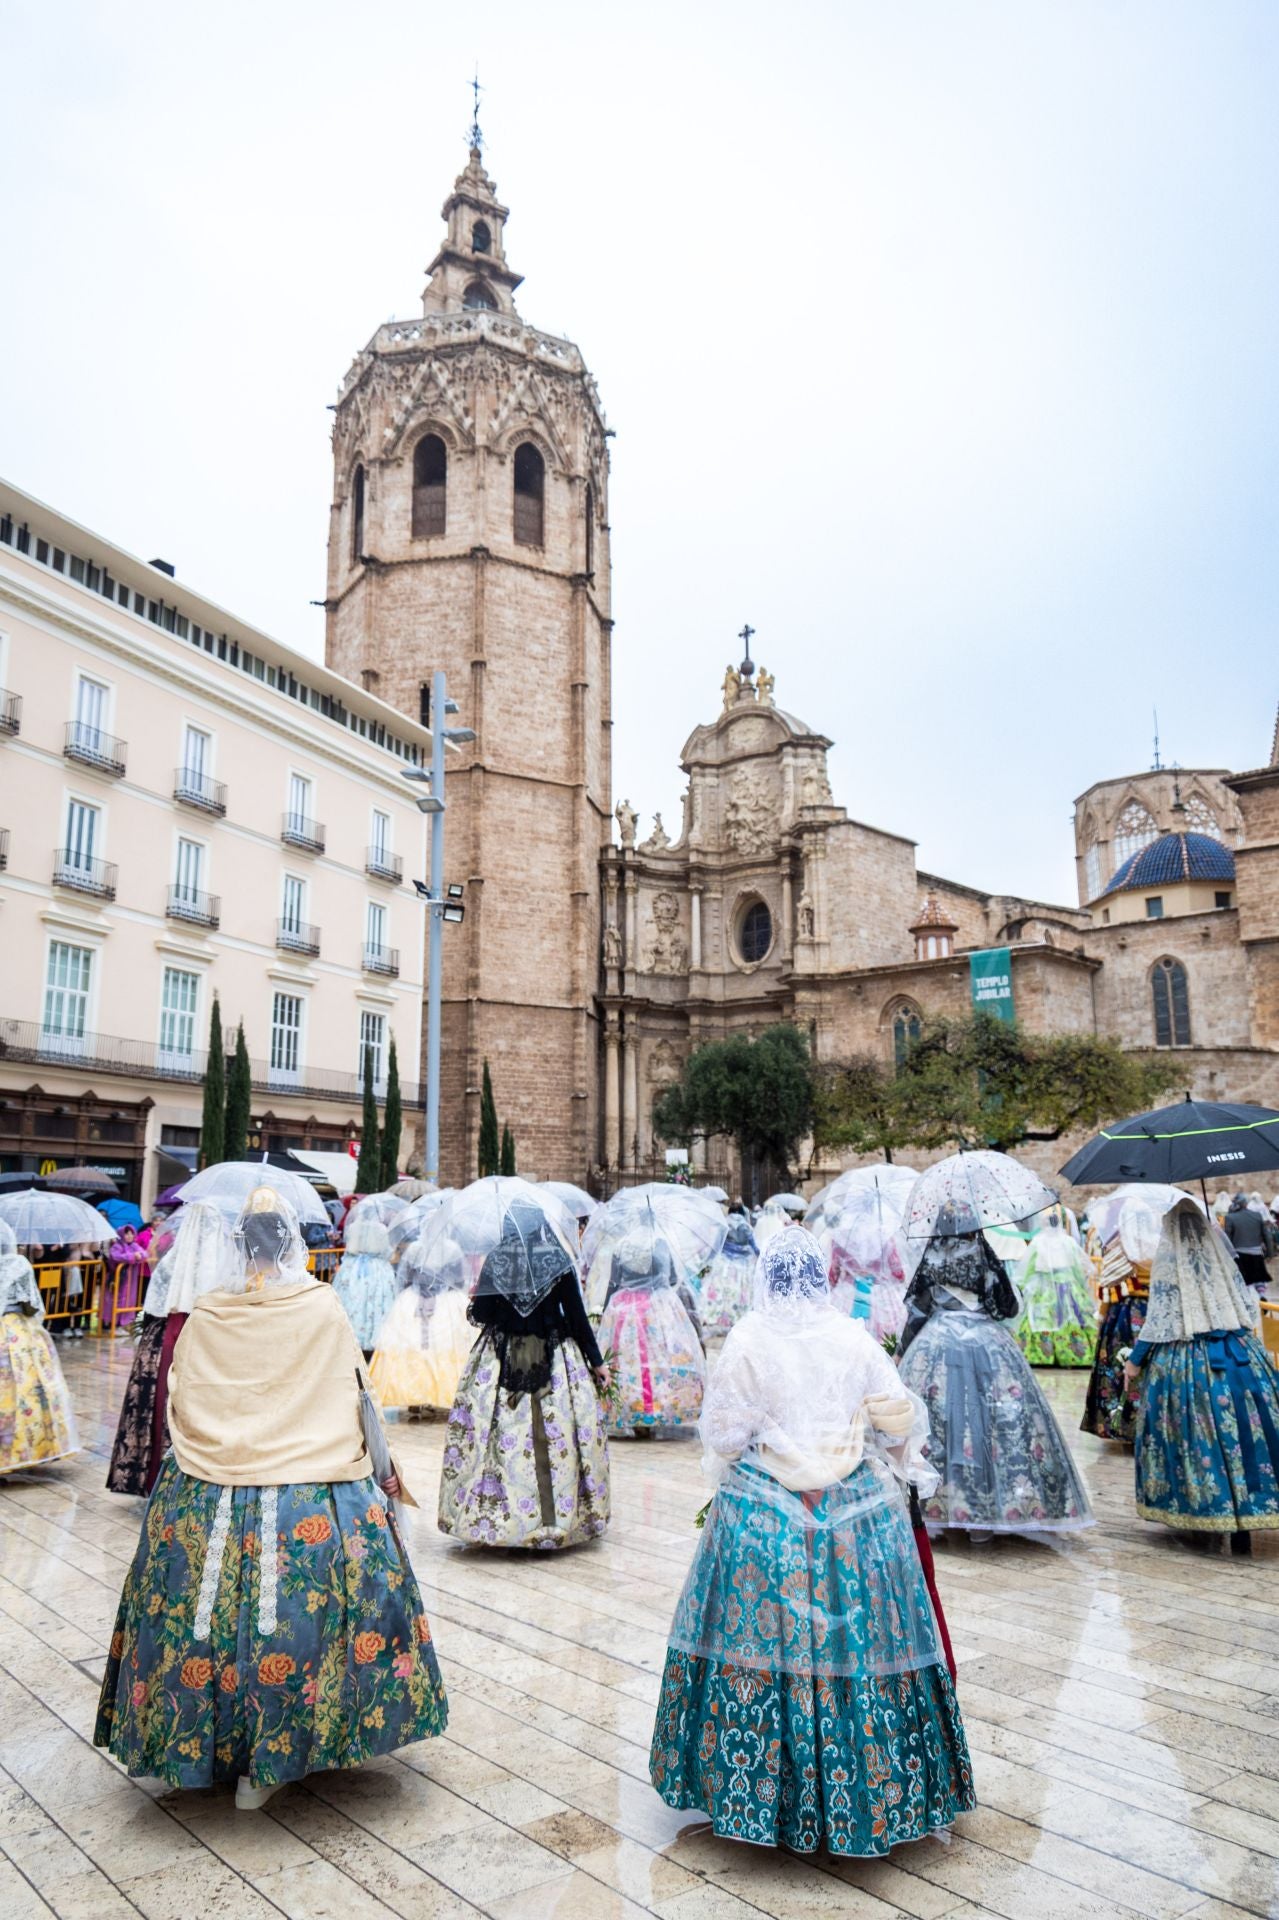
[1205,1332,1265,1498]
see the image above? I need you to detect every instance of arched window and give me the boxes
[1114,800,1158,869]
[472,219,491,253]
[737,899,773,964]
[412,434,447,538]
[1183,794,1219,838]
[513,442,545,546]
[350,464,365,563]
[463,279,497,310]
[1083,840,1103,901]
[584,483,594,575]
[1152,957,1191,1048]
[892,1002,923,1069]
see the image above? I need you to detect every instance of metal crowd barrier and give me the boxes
[308,1247,341,1283]
[1261,1299,1279,1363]
[33,1257,105,1329]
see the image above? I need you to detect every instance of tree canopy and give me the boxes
[812,1013,1181,1159]
[652,1024,814,1178]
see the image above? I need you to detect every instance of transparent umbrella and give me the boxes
[1085,1183,1195,1248]
[584,1205,692,1314]
[826,1182,910,1284]
[0,1188,115,1246]
[901,1151,1056,1275]
[542,1181,598,1222]
[412,1177,579,1310]
[582,1184,725,1285]
[388,1189,453,1252]
[348,1193,412,1232]
[177,1160,329,1226]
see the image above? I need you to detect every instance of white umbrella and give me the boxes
[901,1151,1057,1277]
[542,1181,598,1222]
[582,1184,725,1279]
[0,1188,114,1246]
[177,1161,329,1226]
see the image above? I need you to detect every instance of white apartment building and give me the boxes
[0,480,432,1208]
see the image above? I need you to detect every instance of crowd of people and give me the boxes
[0,1153,1276,1851]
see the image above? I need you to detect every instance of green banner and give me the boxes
[969,947,1015,1024]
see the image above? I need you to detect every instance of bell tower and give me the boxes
[324,135,613,1183]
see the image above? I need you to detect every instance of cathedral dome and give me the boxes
[1101,830,1235,897]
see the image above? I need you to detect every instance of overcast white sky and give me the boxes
[4,1,1276,905]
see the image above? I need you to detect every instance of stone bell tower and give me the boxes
[324,136,613,1183]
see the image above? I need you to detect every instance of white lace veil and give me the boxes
[1142,1198,1261,1344]
[344,1199,393,1258]
[165,1201,238,1312]
[227,1187,312,1292]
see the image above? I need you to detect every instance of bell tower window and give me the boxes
[472,219,491,253]
[412,435,447,538]
[463,279,497,311]
[513,443,545,547]
[350,463,365,564]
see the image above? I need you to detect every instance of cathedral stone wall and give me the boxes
[1084,912,1250,1052]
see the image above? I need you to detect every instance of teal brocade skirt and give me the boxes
[1135,1331,1279,1532]
[649,1462,975,1855]
[94,1458,448,1789]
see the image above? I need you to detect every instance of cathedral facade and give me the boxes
[329,138,1279,1192]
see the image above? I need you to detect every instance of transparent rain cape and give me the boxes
[223,1188,313,1293]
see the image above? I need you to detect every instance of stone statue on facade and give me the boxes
[642,812,671,851]
[797,890,815,940]
[615,797,638,848]
[723,770,774,853]
[756,666,775,707]
[602,922,623,968]
[722,663,741,711]
[646,890,689,974]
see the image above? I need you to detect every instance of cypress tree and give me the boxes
[224,1020,252,1163]
[500,1123,516,1177]
[199,994,226,1168]
[380,1038,402,1189]
[355,1042,382,1191]
[478,1060,500,1177]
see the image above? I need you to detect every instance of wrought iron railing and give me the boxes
[362,942,400,977]
[0,688,20,736]
[281,811,325,853]
[365,845,403,882]
[0,828,8,871]
[52,848,118,898]
[166,885,221,928]
[64,720,127,776]
[173,767,227,815]
[277,918,321,957]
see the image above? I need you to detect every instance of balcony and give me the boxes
[365,845,403,884]
[281,811,325,854]
[52,848,117,899]
[174,767,227,816]
[0,688,19,736]
[166,885,220,929]
[0,1016,423,1103]
[277,918,321,957]
[64,720,127,777]
[0,828,8,870]
[362,942,400,978]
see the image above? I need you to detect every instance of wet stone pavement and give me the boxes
[1,1342,1278,1918]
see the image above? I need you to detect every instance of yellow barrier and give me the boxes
[99,1260,150,1333]
[308,1247,341,1284]
[1261,1300,1279,1364]
[33,1258,104,1329]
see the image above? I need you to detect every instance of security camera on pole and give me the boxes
[401,669,475,1186]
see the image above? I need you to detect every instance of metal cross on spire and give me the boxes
[738,624,756,675]
[468,69,484,151]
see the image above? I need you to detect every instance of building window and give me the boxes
[64,796,100,873]
[350,464,365,562]
[371,810,391,863]
[463,279,497,310]
[159,967,199,1061]
[472,219,491,253]
[584,483,594,575]
[412,435,447,538]
[366,900,387,950]
[1083,841,1102,901]
[737,899,773,964]
[359,1009,386,1087]
[1184,795,1220,837]
[513,442,545,546]
[287,772,312,839]
[174,837,205,903]
[1145,896,1164,919]
[282,873,306,932]
[892,1003,923,1069]
[1215,890,1233,909]
[73,674,109,753]
[1113,800,1159,869]
[270,992,303,1083]
[43,941,92,1050]
[182,724,210,782]
[1152,958,1191,1048]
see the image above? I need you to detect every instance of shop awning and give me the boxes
[291,1150,359,1195]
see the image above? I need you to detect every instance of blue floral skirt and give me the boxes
[332,1253,398,1351]
[94,1458,448,1789]
[1135,1332,1279,1532]
[649,1463,974,1854]
[1081,1295,1146,1442]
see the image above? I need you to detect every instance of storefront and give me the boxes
[0,1086,152,1202]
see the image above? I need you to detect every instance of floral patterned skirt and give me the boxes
[900,1310,1093,1532]
[701,1252,756,1340]
[437,1330,611,1549]
[369,1289,471,1412]
[0,1311,78,1474]
[599,1287,705,1433]
[1013,1275,1098,1369]
[1135,1332,1279,1532]
[1081,1295,1147,1441]
[106,1314,166,1495]
[332,1254,398,1352]
[94,1458,448,1789]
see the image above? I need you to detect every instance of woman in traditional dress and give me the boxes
[898,1223,1092,1537]
[1011,1222,1098,1368]
[1080,1191,1170,1443]
[331,1198,399,1358]
[0,1221,78,1474]
[699,1214,758,1340]
[650,1227,974,1855]
[95,1186,447,1809]
[369,1230,472,1416]
[437,1197,611,1548]
[1126,1197,1279,1554]
[595,1231,706,1435]
[107,1203,234,1497]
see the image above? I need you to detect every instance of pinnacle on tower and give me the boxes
[422,132,523,318]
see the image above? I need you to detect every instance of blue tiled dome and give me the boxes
[1102,831,1235,897]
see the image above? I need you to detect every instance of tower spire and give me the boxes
[468,68,483,152]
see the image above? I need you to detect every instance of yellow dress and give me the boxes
[1,1256,79,1473]
[370,1287,473,1412]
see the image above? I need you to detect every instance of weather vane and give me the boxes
[468,69,483,151]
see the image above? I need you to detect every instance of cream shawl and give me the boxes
[168,1278,410,1495]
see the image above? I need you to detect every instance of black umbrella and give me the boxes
[1060,1098,1279,1192]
